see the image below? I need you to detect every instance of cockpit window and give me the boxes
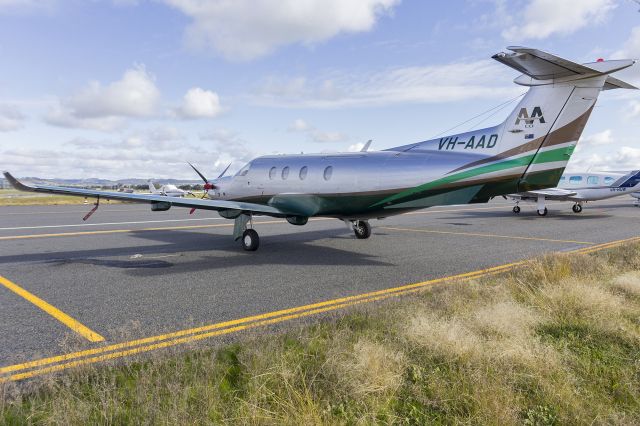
[236,162,251,177]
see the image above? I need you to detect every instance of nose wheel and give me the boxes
[572,203,583,213]
[537,207,548,216]
[512,205,521,214]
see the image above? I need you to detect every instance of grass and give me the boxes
[2,243,640,424]
[0,189,204,206]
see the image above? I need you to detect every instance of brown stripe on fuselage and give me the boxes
[448,106,594,174]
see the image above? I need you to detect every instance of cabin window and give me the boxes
[569,176,582,185]
[604,176,615,185]
[269,167,277,180]
[587,176,599,185]
[323,166,333,181]
[236,162,251,177]
[281,166,290,180]
[299,166,308,180]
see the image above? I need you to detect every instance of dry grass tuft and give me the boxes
[611,271,640,298]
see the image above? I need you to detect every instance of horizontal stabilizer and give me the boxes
[603,75,638,90]
[493,46,636,86]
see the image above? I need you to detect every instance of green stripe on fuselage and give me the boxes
[373,145,572,207]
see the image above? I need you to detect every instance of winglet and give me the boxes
[3,172,36,192]
[360,140,372,152]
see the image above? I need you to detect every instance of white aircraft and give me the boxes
[147,180,190,198]
[509,170,640,215]
[4,47,638,251]
[631,192,640,206]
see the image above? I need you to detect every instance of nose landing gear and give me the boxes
[234,213,260,251]
[572,203,583,213]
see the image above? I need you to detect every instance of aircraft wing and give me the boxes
[510,188,578,201]
[3,172,286,217]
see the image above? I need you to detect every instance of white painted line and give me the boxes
[0,217,225,231]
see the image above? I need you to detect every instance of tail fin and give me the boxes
[148,180,159,194]
[386,47,636,196]
[494,47,636,191]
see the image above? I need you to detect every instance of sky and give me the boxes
[0,0,639,180]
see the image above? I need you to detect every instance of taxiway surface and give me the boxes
[2,198,640,376]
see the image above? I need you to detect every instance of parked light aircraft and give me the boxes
[631,192,640,206]
[4,47,638,251]
[148,180,190,197]
[508,170,640,215]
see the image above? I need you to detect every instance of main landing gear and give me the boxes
[352,220,372,239]
[537,207,548,216]
[512,203,521,214]
[572,203,583,213]
[234,214,260,251]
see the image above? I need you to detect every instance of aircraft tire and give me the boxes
[572,204,582,213]
[537,208,548,217]
[353,220,372,239]
[242,229,260,251]
[513,206,521,214]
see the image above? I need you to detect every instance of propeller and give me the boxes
[187,162,231,213]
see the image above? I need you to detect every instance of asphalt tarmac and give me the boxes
[1,197,640,380]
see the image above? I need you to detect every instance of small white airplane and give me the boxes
[631,192,640,206]
[509,170,640,215]
[4,47,638,251]
[148,180,191,198]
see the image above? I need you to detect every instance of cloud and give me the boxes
[288,118,348,143]
[175,87,223,119]
[501,0,616,40]
[568,146,640,172]
[3,125,255,179]
[45,66,160,131]
[254,59,518,108]
[348,142,365,152]
[0,105,25,131]
[164,0,399,61]
[581,129,614,146]
[627,100,640,119]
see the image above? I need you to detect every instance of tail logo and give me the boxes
[515,107,545,127]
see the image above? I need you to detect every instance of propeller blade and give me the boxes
[188,162,209,184]
[189,207,196,215]
[217,163,231,179]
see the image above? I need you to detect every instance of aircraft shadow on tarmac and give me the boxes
[0,227,394,272]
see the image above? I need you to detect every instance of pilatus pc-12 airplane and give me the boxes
[4,47,638,251]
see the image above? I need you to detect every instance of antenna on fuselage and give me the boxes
[360,140,372,152]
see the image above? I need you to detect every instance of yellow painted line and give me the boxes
[0,205,512,241]
[0,261,522,379]
[0,220,282,241]
[380,226,594,245]
[0,275,104,343]
[2,234,639,382]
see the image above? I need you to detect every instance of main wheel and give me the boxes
[513,205,521,214]
[537,207,548,216]
[572,204,582,213]
[241,229,260,251]
[353,220,372,239]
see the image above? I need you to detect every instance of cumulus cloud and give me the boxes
[581,129,614,146]
[164,0,399,61]
[568,146,640,173]
[627,100,640,119]
[175,87,223,119]
[3,125,255,179]
[288,118,348,143]
[0,105,25,131]
[502,0,616,40]
[255,59,518,108]
[45,66,160,131]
